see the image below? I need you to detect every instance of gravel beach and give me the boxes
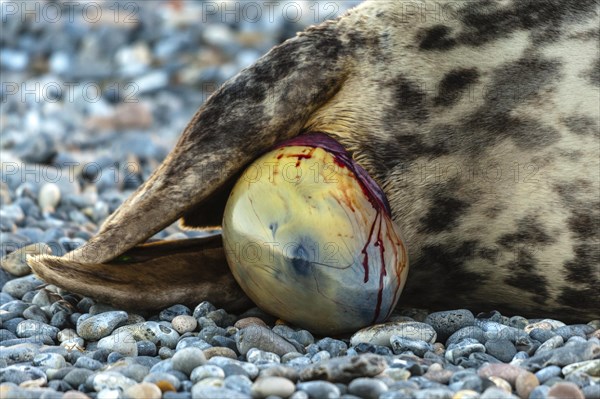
[1,1,599,398]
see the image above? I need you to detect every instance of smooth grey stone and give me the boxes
[224,374,252,394]
[2,275,42,299]
[445,342,486,364]
[529,385,551,399]
[0,365,46,386]
[582,384,600,399]
[259,365,299,382]
[311,350,331,363]
[160,304,191,321]
[93,371,137,392]
[150,359,174,374]
[63,368,94,388]
[16,320,59,340]
[348,377,389,399]
[485,338,517,362]
[137,340,157,356]
[299,354,387,383]
[529,328,557,343]
[172,347,207,375]
[424,309,475,341]
[32,353,66,368]
[76,311,128,340]
[120,363,150,383]
[190,365,225,383]
[198,326,227,342]
[114,321,180,348]
[534,365,562,383]
[193,301,217,319]
[535,335,565,354]
[446,326,487,346]
[522,342,600,370]
[236,325,297,356]
[176,337,212,351]
[297,381,341,398]
[246,348,280,364]
[74,356,104,370]
[191,385,251,399]
[208,356,259,380]
[316,337,347,357]
[0,329,17,340]
[390,336,433,357]
[480,387,515,399]
[22,305,49,323]
[413,388,453,399]
[97,330,138,356]
[351,322,437,347]
[0,343,39,364]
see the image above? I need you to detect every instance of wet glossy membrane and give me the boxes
[222,133,409,334]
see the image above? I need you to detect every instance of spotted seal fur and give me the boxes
[29,0,599,321]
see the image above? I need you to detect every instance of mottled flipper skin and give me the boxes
[30,0,599,321]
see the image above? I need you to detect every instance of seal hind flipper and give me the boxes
[28,235,252,311]
[43,22,348,267]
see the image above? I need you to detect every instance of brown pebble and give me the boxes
[154,380,176,392]
[548,382,585,399]
[516,371,539,399]
[234,317,268,329]
[203,347,237,360]
[478,363,523,385]
[424,364,453,384]
[123,382,162,399]
[433,342,446,356]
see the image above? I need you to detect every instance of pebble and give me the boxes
[76,311,128,340]
[38,183,61,212]
[1,244,51,276]
[123,382,162,399]
[234,317,268,329]
[97,330,138,356]
[93,372,137,392]
[485,338,517,362]
[390,336,433,356]
[424,310,475,341]
[562,359,600,376]
[446,326,487,346]
[251,376,295,398]
[2,275,42,299]
[300,354,387,383]
[478,363,523,385]
[191,365,225,383]
[515,371,539,398]
[171,315,197,334]
[203,347,237,360]
[547,381,585,399]
[297,380,341,398]
[172,347,207,375]
[114,321,180,348]
[32,353,66,368]
[351,322,437,347]
[236,325,298,356]
[16,320,59,340]
[191,385,250,399]
[348,377,389,399]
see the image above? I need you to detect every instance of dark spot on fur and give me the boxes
[558,287,600,309]
[402,241,488,308]
[457,0,598,46]
[563,244,599,284]
[503,249,549,303]
[419,25,456,50]
[458,56,562,151]
[568,209,599,240]
[420,196,469,233]
[434,68,479,106]
[563,115,599,137]
[588,58,600,86]
[498,215,554,249]
[390,76,429,122]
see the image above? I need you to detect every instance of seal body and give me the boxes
[28,0,600,322]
